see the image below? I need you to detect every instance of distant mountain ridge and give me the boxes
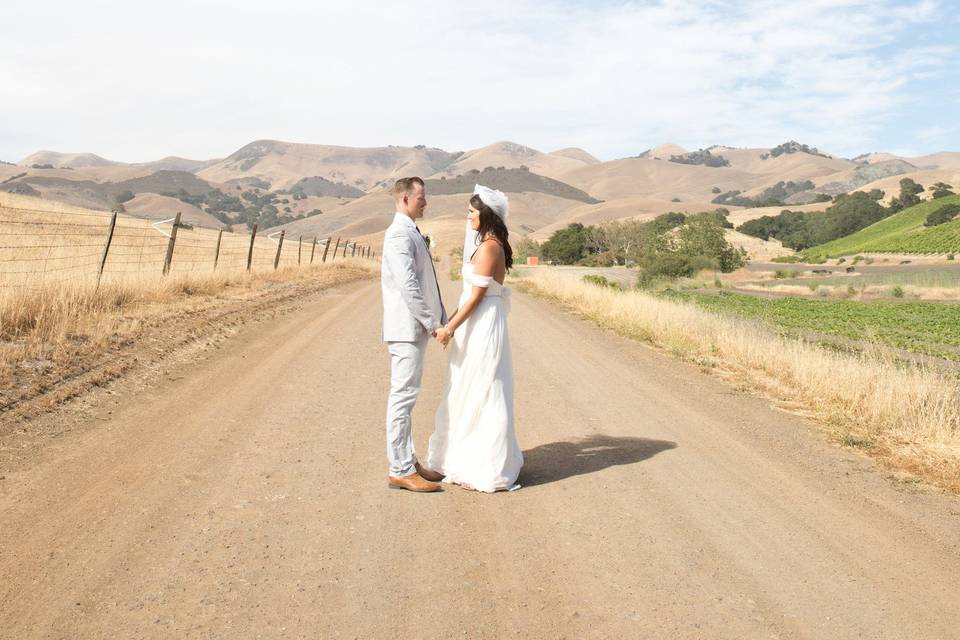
[6,139,960,259]
[424,167,601,204]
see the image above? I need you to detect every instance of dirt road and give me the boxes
[2,274,959,639]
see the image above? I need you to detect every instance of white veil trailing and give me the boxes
[462,184,509,259]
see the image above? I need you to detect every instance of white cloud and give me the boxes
[0,0,953,162]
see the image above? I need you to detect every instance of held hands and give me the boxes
[435,325,453,349]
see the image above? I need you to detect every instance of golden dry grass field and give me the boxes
[514,268,960,492]
[0,192,377,419]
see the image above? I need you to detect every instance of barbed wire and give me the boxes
[0,206,369,288]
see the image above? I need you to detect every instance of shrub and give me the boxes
[948,253,955,261]
[765,141,829,159]
[642,252,719,279]
[669,149,730,167]
[583,274,620,289]
[892,286,905,298]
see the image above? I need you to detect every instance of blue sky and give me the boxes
[1,0,957,163]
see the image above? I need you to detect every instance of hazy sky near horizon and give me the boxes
[2,0,958,163]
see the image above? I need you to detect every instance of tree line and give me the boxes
[516,209,746,281]
[737,179,956,250]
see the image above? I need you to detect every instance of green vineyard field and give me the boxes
[803,194,960,257]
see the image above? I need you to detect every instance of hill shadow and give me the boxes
[519,434,676,487]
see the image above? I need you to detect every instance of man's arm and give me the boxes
[383,232,440,333]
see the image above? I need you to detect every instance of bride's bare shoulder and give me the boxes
[478,237,504,255]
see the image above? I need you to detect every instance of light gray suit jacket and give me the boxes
[381,212,447,342]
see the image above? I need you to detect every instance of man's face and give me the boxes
[407,184,427,218]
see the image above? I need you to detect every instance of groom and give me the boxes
[381,177,447,492]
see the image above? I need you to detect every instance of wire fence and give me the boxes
[0,204,376,291]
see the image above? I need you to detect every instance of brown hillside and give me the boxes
[198,140,459,192]
[19,151,119,168]
[273,191,583,247]
[424,167,599,204]
[433,141,594,181]
[123,193,223,228]
[549,147,601,165]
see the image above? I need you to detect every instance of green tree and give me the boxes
[931,182,955,199]
[888,178,924,212]
[114,189,135,204]
[541,223,592,264]
[514,236,542,262]
[924,203,960,227]
[676,213,746,272]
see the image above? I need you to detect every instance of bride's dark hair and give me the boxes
[470,194,513,270]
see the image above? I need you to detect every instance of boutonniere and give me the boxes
[422,233,433,250]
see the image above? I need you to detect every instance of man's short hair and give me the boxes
[392,176,424,198]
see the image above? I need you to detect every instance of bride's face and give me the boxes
[467,205,481,231]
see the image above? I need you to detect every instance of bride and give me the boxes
[424,185,523,492]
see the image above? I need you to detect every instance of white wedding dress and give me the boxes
[426,261,523,492]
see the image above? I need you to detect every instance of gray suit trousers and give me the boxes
[385,333,430,478]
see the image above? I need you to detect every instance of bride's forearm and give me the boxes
[447,295,482,332]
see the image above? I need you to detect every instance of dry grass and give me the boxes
[0,195,378,423]
[516,269,960,492]
[1,260,376,388]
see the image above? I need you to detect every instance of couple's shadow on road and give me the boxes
[519,434,676,487]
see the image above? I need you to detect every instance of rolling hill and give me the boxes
[197,140,460,192]
[803,195,960,257]
[9,138,960,257]
[430,140,597,181]
[424,167,600,204]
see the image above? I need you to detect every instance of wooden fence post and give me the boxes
[310,237,318,264]
[96,210,118,288]
[331,237,341,261]
[213,228,223,271]
[322,236,332,262]
[298,235,302,265]
[247,224,258,271]
[351,243,357,258]
[162,211,182,276]
[342,240,349,258]
[273,230,285,269]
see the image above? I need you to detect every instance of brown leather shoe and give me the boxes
[415,461,445,482]
[388,472,442,493]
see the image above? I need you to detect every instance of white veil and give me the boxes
[463,184,509,259]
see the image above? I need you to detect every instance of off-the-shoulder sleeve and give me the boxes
[467,272,493,288]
